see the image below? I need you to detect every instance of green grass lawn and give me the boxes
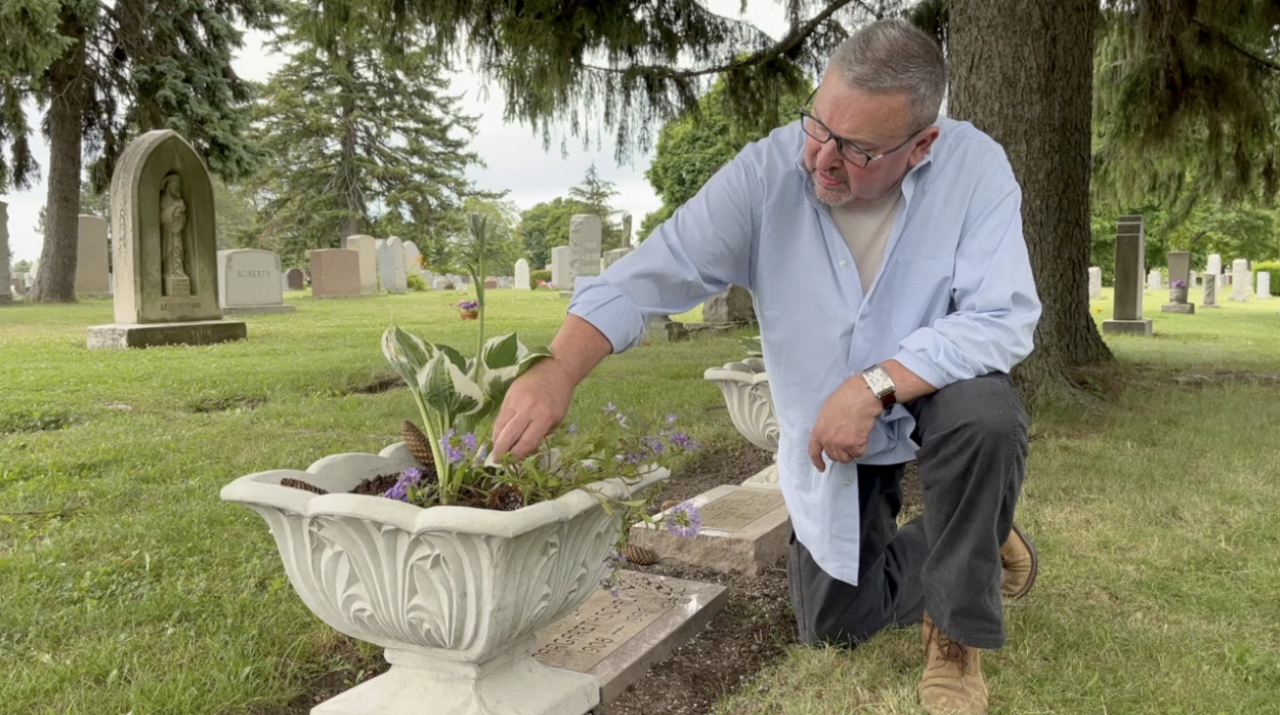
[2,286,1279,715]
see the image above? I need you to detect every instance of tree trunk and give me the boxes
[948,0,1112,407]
[337,52,361,247]
[29,9,88,304]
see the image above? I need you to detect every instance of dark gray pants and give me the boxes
[787,372,1028,650]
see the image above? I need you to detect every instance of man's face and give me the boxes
[801,72,938,207]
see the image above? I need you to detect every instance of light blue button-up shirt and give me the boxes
[569,117,1041,585]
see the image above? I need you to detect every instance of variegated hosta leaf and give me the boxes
[418,353,485,419]
[481,333,521,370]
[435,343,468,372]
[481,345,553,406]
[382,325,431,384]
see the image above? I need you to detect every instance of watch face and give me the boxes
[865,368,894,396]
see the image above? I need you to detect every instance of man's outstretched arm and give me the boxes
[491,314,614,459]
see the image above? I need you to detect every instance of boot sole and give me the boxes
[1003,523,1038,599]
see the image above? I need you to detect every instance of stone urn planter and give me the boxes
[221,441,668,715]
[1169,286,1188,304]
[704,358,780,484]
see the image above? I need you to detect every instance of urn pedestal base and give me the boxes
[313,639,598,715]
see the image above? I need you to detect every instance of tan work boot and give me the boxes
[1000,523,1038,598]
[919,613,988,715]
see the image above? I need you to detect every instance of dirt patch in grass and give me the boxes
[248,442,924,715]
[344,374,405,395]
[188,395,266,413]
[0,409,74,434]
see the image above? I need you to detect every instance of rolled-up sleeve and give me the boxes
[892,175,1041,388]
[568,149,761,353]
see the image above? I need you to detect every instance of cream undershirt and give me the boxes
[827,189,902,295]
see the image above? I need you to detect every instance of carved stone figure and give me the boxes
[160,173,189,295]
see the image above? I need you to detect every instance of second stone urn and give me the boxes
[703,357,780,484]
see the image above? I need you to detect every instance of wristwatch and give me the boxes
[862,365,896,410]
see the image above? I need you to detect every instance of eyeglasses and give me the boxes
[798,90,926,168]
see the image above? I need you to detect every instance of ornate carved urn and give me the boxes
[221,442,668,715]
[703,358,780,485]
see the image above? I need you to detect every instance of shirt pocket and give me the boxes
[889,258,954,336]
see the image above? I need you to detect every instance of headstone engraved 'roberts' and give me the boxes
[628,484,790,575]
[533,571,728,703]
[310,249,362,298]
[568,214,603,289]
[345,234,378,295]
[1231,258,1250,302]
[87,130,246,349]
[1088,266,1102,300]
[285,268,306,290]
[1102,215,1153,336]
[217,249,296,314]
[76,215,111,297]
[0,200,11,304]
[1257,271,1271,300]
[551,245,572,290]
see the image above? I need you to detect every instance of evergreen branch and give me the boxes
[570,0,863,80]
[1190,18,1280,73]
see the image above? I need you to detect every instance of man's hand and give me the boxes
[492,359,576,459]
[807,375,886,471]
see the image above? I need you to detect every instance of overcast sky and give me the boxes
[2,1,791,264]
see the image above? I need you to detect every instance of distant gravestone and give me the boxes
[603,247,632,270]
[286,268,305,290]
[376,237,408,294]
[310,249,362,298]
[1231,259,1250,301]
[1202,272,1218,307]
[1257,272,1271,300]
[1102,215,1152,336]
[217,249,295,314]
[402,240,421,272]
[1167,251,1190,288]
[568,214,603,289]
[87,130,246,349]
[1088,266,1102,299]
[703,286,757,324]
[514,258,530,290]
[484,276,498,289]
[1189,270,1198,288]
[1147,269,1162,291]
[345,234,378,295]
[629,484,789,576]
[533,571,728,704]
[1207,254,1223,276]
[76,215,111,297]
[551,245,572,289]
[0,199,10,304]
[1161,250,1194,314]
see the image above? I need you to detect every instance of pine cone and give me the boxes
[621,543,658,566]
[660,499,681,512]
[280,477,328,495]
[487,484,525,512]
[401,421,438,480]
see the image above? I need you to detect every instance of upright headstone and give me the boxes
[1231,259,1250,301]
[0,200,10,304]
[514,258,531,290]
[1202,271,1218,307]
[402,240,421,272]
[345,234,378,295]
[75,214,111,297]
[1207,254,1223,276]
[1167,251,1190,288]
[310,249,362,298]
[87,130,246,349]
[568,214,603,289]
[217,249,296,314]
[1102,215,1152,335]
[1088,266,1102,299]
[603,247,633,270]
[1161,250,1194,313]
[376,237,408,294]
[551,245,572,289]
[1189,270,1198,289]
[704,286,757,324]
[286,268,306,290]
[1257,272,1271,300]
[1147,269,1162,291]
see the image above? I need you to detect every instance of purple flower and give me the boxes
[460,433,477,451]
[445,444,466,464]
[458,300,479,310]
[665,501,702,539]
[669,431,701,451]
[665,414,678,425]
[384,468,422,502]
[401,468,423,486]
[644,437,665,455]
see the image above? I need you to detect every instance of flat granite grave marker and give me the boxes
[628,484,789,576]
[532,570,728,703]
[217,249,296,314]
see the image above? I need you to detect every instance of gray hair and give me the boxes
[829,19,947,131]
